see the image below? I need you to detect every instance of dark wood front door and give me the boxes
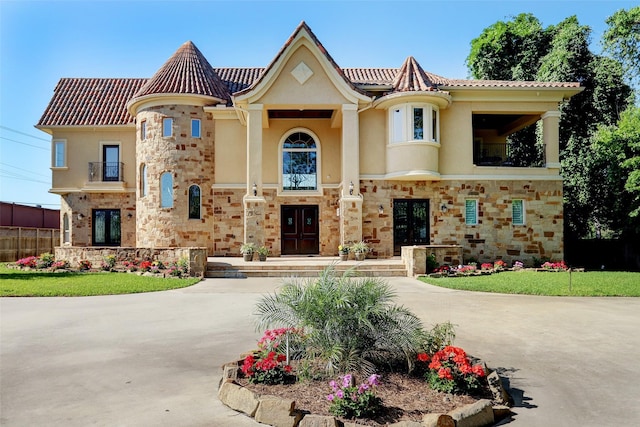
[281,205,319,255]
[393,199,430,255]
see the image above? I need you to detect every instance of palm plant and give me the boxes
[254,266,425,376]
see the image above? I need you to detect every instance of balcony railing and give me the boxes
[473,142,546,167]
[88,162,124,182]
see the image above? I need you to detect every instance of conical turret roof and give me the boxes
[392,56,445,92]
[131,41,230,102]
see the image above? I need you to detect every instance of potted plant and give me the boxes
[338,244,350,261]
[351,241,369,261]
[240,242,257,261]
[257,245,270,262]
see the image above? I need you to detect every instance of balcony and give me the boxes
[473,142,546,167]
[88,162,124,182]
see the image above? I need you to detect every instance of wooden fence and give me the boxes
[0,226,60,262]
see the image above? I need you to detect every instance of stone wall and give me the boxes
[135,104,215,253]
[402,245,463,276]
[212,187,341,256]
[361,179,563,264]
[61,192,136,247]
[54,246,207,276]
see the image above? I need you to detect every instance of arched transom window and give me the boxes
[282,131,318,191]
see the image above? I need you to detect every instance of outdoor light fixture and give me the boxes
[349,181,354,195]
[440,204,448,212]
[77,213,84,220]
[127,213,133,219]
[252,182,257,196]
[378,204,384,214]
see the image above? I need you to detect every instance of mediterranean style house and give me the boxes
[36,22,582,263]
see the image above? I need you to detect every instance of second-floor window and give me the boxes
[389,104,439,143]
[140,164,148,197]
[191,119,201,138]
[161,172,173,208]
[282,131,318,191]
[53,140,66,167]
[141,120,147,140]
[163,118,173,137]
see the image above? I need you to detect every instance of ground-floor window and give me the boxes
[92,209,121,246]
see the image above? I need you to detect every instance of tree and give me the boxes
[466,14,633,239]
[603,7,640,90]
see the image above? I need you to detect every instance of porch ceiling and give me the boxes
[473,113,541,136]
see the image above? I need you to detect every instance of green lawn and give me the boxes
[419,271,640,296]
[0,264,201,297]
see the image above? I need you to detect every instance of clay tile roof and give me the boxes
[343,68,397,85]
[442,79,582,88]
[392,56,449,92]
[214,67,265,94]
[131,41,230,102]
[37,78,148,126]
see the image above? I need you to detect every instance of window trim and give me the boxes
[160,171,174,208]
[512,199,525,226]
[188,184,201,219]
[191,119,201,138]
[465,199,478,225]
[162,117,173,138]
[278,128,322,196]
[52,139,67,168]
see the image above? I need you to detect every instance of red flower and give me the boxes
[472,365,485,377]
[437,367,453,380]
[417,353,430,362]
[284,365,292,373]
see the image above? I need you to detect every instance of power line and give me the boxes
[0,136,49,151]
[0,170,50,185]
[0,162,49,178]
[0,125,50,142]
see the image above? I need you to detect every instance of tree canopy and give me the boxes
[467,12,636,240]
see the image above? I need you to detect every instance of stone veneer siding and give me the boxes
[135,105,214,254]
[213,187,341,256]
[361,179,563,264]
[60,192,136,247]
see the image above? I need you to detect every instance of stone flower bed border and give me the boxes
[218,359,513,427]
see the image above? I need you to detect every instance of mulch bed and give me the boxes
[237,372,490,426]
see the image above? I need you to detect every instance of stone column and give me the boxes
[340,103,363,244]
[244,103,265,245]
[542,111,561,169]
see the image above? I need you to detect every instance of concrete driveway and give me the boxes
[1,276,639,426]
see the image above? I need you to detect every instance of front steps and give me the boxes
[205,256,408,278]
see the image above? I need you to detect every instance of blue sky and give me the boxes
[0,0,636,209]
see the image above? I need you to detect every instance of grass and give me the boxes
[419,270,640,297]
[0,264,201,297]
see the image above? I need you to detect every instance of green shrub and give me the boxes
[255,266,424,376]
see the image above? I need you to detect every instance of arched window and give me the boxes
[140,164,148,197]
[282,131,318,191]
[63,213,70,243]
[188,185,201,219]
[160,172,173,208]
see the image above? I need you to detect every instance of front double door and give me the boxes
[393,199,430,256]
[281,205,319,255]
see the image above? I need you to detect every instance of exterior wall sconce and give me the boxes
[252,182,257,196]
[378,204,384,214]
[77,213,84,220]
[440,204,448,212]
[349,181,354,195]
[127,213,133,219]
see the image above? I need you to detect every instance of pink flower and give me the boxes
[327,394,334,401]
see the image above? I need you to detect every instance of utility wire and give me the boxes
[0,136,49,151]
[0,162,49,178]
[0,125,50,142]
[0,170,50,185]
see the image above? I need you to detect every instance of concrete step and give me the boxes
[204,257,407,278]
